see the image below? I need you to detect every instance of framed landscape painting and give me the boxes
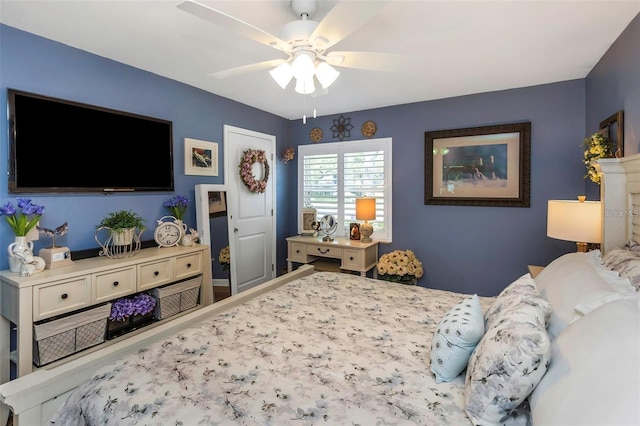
[424,122,531,207]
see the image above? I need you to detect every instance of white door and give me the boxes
[224,125,276,295]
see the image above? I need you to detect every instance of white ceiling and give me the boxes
[1,1,639,120]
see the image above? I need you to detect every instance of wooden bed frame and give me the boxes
[0,264,315,426]
[2,154,640,426]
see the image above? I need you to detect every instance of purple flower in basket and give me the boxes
[109,293,156,321]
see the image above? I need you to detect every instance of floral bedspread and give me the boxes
[50,272,496,425]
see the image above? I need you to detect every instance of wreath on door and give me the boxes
[239,149,270,194]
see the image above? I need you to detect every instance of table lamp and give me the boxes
[547,196,602,252]
[356,197,376,243]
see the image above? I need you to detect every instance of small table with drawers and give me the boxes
[286,235,379,278]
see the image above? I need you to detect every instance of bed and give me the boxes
[1,154,640,425]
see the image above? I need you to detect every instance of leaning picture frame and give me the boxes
[208,191,227,218]
[599,110,624,158]
[424,122,531,207]
[185,138,219,176]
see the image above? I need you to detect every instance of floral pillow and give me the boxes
[602,247,640,291]
[483,274,551,330]
[430,295,485,383]
[465,300,551,425]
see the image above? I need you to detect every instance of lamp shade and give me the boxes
[315,62,340,89]
[356,197,376,221]
[294,77,315,94]
[547,198,602,246]
[269,62,293,89]
[291,52,315,80]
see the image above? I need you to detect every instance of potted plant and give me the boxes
[96,210,145,246]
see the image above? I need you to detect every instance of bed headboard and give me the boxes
[596,153,640,252]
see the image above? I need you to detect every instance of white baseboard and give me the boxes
[212,278,229,287]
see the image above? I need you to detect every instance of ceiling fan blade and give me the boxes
[309,0,390,51]
[177,0,290,53]
[208,59,285,79]
[327,51,421,72]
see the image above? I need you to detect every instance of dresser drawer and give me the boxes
[307,244,342,259]
[138,258,173,290]
[342,249,362,270]
[289,243,308,262]
[175,252,202,280]
[94,267,136,303]
[33,277,91,321]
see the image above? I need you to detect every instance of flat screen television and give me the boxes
[7,88,174,193]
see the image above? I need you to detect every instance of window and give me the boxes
[298,138,392,242]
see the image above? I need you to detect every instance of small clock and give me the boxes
[154,216,183,248]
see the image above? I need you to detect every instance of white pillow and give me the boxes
[530,298,640,426]
[430,294,484,383]
[465,301,551,425]
[534,251,637,339]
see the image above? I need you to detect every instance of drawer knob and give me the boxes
[61,293,68,300]
[113,281,119,287]
[154,271,160,276]
[186,263,192,268]
[296,249,300,254]
[318,248,330,254]
[350,256,354,261]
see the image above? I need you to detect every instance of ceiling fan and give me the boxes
[177,0,416,96]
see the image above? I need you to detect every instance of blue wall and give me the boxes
[0,24,290,270]
[584,13,640,200]
[2,14,639,296]
[288,82,587,295]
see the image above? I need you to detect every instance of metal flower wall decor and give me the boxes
[330,115,353,141]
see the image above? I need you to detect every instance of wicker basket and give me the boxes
[151,276,201,320]
[33,303,111,367]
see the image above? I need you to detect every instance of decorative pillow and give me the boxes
[430,294,485,383]
[530,298,640,426]
[465,301,551,426]
[534,251,637,339]
[602,247,640,291]
[483,273,551,330]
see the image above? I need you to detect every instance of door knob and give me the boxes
[234,228,238,233]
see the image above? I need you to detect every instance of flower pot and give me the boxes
[95,226,143,259]
[112,228,135,246]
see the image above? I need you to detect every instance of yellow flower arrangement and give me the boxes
[219,245,230,271]
[583,131,613,184]
[376,249,424,285]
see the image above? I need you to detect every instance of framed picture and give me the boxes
[208,191,227,217]
[349,223,361,240]
[185,138,218,176]
[425,122,531,207]
[300,208,317,236]
[599,110,624,158]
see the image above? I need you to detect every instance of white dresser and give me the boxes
[0,244,212,383]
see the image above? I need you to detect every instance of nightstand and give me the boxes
[528,265,544,279]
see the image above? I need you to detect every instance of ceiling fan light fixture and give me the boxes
[315,62,340,89]
[295,76,315,94]
[269,62,293,89]
[291,51,316,80]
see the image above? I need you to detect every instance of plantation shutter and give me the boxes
[298,138,392,241]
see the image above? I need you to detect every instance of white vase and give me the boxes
[176,219,188,245]
[8,236,34,273]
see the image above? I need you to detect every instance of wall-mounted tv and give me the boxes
[8,89,174,193]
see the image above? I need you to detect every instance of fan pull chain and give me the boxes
[302,91,307,124]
